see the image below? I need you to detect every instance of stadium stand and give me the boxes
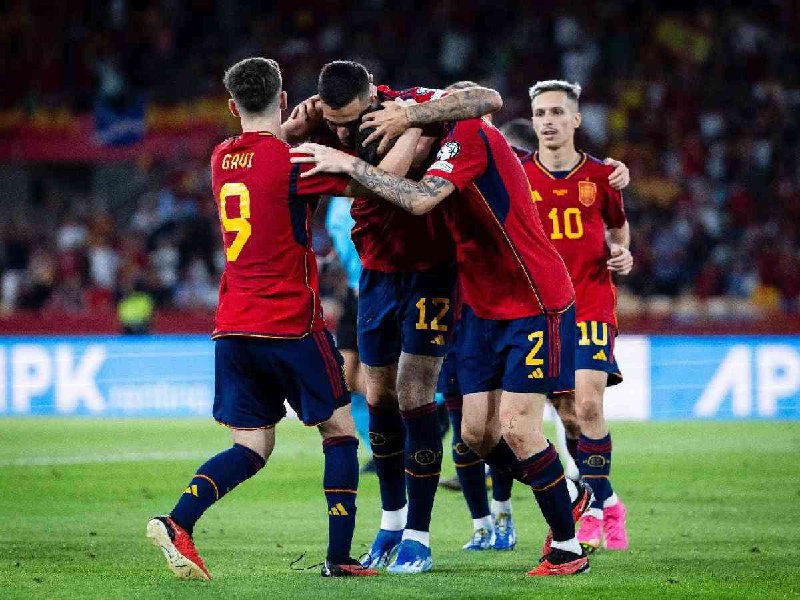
[1,1,798,333]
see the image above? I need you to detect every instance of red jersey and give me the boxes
[210,131,349,338]
[348,85,455,273]
[425,119,574,320]
[523,152,627,327]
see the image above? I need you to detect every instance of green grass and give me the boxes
[1,419,799,599]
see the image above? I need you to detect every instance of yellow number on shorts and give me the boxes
[526,331,544,379]
[415,297,450,331]
[577,321,608,346]
[548,207,584,240]
[219,182,252,261]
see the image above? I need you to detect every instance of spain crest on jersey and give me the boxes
[578,180,597,206]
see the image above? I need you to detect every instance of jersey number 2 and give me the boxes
[219,182,252,261]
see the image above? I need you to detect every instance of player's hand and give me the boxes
[607,244,633,275]
[290,143,354,177]
[281,95,323,143]
[359,99,415,155]
[604,157,630,190]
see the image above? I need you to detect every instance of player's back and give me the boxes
[426,118,574,320]
[349,85,455,273]
[523,152,626,326]
[210,131,324,338]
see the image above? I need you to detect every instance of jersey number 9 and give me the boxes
[219,182,252,261]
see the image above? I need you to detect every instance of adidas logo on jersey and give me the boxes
[431,334,445,346]
[531,189,543,202]
[593,349,608,361]
[328,503,349,516]
[528,368,544,379]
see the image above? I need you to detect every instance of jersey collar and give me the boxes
[533,151,587,180]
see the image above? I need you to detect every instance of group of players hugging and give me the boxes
[145,56,634,580]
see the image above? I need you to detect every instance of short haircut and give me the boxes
[318,61,370,109]
[223,58,282,114]
[446,80,480,91]
[499,118,537,152]
[355,105,397,166]
[528,80,582,106]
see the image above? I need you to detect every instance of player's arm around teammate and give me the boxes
[294,116,596,577]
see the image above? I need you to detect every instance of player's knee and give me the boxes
[365,383,397,409]
[318,405,356,439]
[231,427,275,461]
[364,366,398,409]
[575,392,603,426]
[396,353,442,410]
[460,417,487,455]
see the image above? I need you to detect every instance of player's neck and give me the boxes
[240,113,281,137]
[538,143,580,173]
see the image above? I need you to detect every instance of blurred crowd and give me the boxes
[1,0,799,321]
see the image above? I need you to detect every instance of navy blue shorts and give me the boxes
[358,262,457,367]
[575,320,623,387]
[436,320,461,396]
[457,305,576,397]
[213,330,350,429]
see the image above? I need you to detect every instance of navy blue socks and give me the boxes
[518,443,574,542]
[402,403,443,532]
[446,400,490,519]
[368,404,407,511]
[323,435,359,563]
[171,443,265,535]
[578,433,613,509]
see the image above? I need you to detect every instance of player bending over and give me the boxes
[283,61,502,574]
[418,83,630,553]
[293,113,591,576]
[145,57,421,580]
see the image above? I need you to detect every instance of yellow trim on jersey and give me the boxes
[212,331,311,340]
[533,151,587,181]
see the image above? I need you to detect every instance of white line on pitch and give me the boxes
[0,450,210,467]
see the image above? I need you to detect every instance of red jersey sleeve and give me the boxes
[424,120,487,190]
[378,85,448,103]
[293,160,350,198]
[601,184,627,229]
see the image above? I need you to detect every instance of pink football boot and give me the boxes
[576,514,603,553]
[603,500,629,550]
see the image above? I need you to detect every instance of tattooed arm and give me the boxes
[406,87,502,126]
[348,164,454,215]
[360,87,502,153]
[290,142,455,215]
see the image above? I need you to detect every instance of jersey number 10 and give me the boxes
[219,182,252,261]
[548,207,584,240]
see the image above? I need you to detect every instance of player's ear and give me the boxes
[228,99,240,118]
[279,91,288,111]
[573,111,582,129]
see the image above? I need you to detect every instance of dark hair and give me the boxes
[499,118,537,152]
[446,80,480,91]
[223,57,282,114]
[355,105,398,165]
[318,61,370,109]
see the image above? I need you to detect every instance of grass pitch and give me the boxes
[0,419,798,599]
